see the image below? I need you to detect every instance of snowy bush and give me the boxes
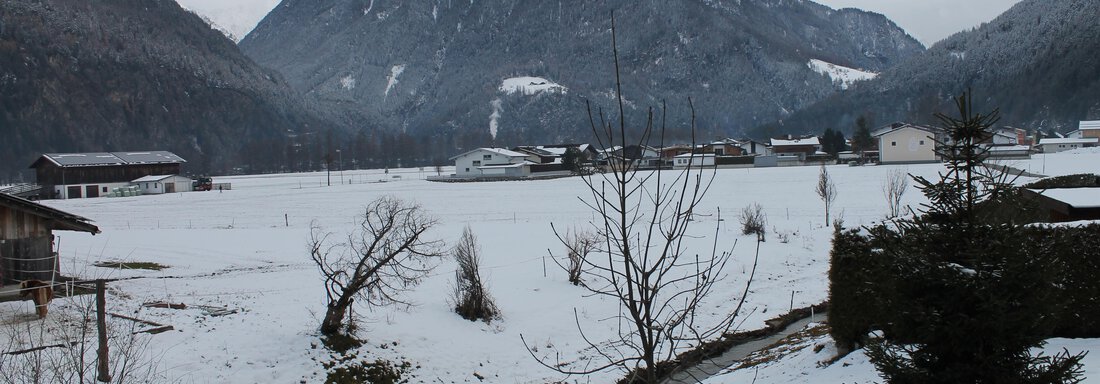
[738,203,767,241]
[452,226,499,323]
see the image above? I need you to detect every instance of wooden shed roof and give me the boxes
[0,193,100,234]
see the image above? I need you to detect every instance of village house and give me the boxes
[1068,120,1100,139]
[450,148,535,178]
[0,193,99,287]
[702,140,744,156]
[738,139,769,156]
[30,151,187,199]
[1037,137,1099,153]
[596,145,663,170]
[873,123,943,164]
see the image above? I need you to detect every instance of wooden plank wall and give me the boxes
[0,236,54,285]
[0,205,49,240]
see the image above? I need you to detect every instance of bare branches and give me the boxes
[739,203,767,241]
[310,196,444,336]
[452,226,499,323]
[550,225,600,286]
[883,169,909,219]
[816,164,837,226]
[527,13,747,384]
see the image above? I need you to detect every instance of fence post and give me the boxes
[96,279,111,382]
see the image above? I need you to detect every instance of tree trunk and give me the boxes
[320,299,350,336]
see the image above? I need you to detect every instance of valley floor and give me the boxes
[2,150,1097,383]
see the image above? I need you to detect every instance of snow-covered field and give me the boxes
[4,151,1098,383]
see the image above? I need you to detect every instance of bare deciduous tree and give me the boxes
[524,15,756,384]
[883,169,909,218]
[550,225,600,286]
[816,164,837,226]
[310,196,444,336]
[452,226,498,323]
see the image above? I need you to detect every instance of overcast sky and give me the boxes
[176,0,1022,46]
[815,0,1022,46]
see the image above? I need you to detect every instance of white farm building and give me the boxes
[132,175,193,195]
[449,148,537,178]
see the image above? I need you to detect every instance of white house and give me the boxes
[671,153,716,169]
[450,148,535,178]
[1037,137,1099,153]
[132,175,193,195]
[874,123,942,164]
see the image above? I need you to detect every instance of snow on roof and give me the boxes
[132,175,179,183]
[872,123,940,137]
[36,151,185,168]
[113,151,187,165]
[499,77,567,96]
[987,145,1031,152]
[449,148,531,160]
[1039,137,1099,145]
[1080,121,1100,131]
[1028,188,1100,208]
[770,137,820,146]
[807,59,878,90]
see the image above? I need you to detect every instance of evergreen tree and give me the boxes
[820,128,847,156]
[851,115,875,154]
[864,91,1085,384]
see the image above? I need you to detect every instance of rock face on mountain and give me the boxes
[0,0,327,180]
[240,0,922,150]
[763,0,1100,136]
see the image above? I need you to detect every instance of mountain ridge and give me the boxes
[758,0,1100,136]
[0,0,332,180]
[240,0,923,154]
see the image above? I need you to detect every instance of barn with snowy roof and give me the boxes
[29,151,186,199]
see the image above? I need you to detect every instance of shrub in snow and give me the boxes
[551,226,599,286]
[452,226,499,323]
[738,203,767,241]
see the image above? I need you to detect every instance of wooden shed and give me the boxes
[0,193,100,286]
[1024,188,1100,223]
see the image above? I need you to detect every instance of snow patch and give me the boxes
[339,75,356,90]
[950,51,967,60]
[384,65,405,100]
[362,0,373,15]
[807,59,878,90]
[489,98,503,139]
[499,76,567,96]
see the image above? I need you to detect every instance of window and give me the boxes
[483,154,492,160]
[473,161,481,166]
[891,141,897,147]
[102,187,108,193]
[919,140,925,145]
[465,168,470,172]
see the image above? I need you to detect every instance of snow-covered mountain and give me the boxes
[239,0,923,147]
[765,0,1100,135]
